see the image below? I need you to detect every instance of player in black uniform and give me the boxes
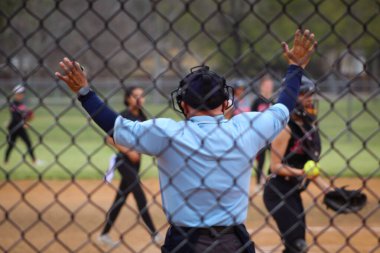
[4,85,36,164]
[98,86,159,247]
[251,75,274,189]
[263,76,330,253]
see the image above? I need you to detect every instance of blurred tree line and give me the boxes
[0,0,379,90]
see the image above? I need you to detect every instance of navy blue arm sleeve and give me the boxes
[78,91,118,135]
[277,65,303,112]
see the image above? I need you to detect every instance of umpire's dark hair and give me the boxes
[124,86,140,107]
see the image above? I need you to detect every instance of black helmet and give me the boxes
[281,75,317,95]
[299,76,316,95]
[293,76,318,123]
[171,65,234,115]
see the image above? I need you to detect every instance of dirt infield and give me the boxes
[0,177,379,253]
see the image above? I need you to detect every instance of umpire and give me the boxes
[56,29,317,253]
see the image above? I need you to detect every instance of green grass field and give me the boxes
[1,94,379,180]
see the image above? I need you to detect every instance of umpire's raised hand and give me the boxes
[282,29,317,69]
[55,57,88,93]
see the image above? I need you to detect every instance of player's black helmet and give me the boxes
[293,76,318,123]
[299,76,316,95]
[171,65,234,115]
[281,76,316,95]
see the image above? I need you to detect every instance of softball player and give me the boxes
[251,76,274,189]
[98,86,159,247]
[232,79,251,115]
[56,29,317,253]
[262,76,329,253]
[4,85,36,164]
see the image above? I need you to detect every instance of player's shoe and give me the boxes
[254,184,263,195]
[98,234,120,248]
[33,159,45,166]
[152,233,164,244]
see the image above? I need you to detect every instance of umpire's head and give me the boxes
[171,66,233,117]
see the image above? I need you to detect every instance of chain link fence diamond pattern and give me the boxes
[0,0,379,252]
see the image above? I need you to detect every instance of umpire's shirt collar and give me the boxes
[189,114,226,123]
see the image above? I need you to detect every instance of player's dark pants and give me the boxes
[255,149,266,184]
[101,157,156,235]
[4,126,35,163]
[263,177,307,253]
[161,224,255,253]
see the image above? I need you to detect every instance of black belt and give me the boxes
[163,224,255,253]
[174,225,237,237]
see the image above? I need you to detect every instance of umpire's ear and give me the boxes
[223,100,229,108]
[181,101,190,116]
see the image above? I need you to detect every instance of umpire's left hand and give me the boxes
[55,57,88,93]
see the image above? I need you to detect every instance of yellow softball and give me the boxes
[303,160,320,177]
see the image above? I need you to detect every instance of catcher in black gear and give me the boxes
[263,76,333,253]
[263,77,367,252]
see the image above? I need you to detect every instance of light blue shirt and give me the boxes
[114,104,289,227]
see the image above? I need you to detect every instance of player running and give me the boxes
[98,86,160,247]
[4,85,37,165]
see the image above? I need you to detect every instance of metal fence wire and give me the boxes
[0,0,379,252]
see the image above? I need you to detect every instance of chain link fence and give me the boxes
[0,0,379,252]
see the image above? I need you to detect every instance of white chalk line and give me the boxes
[247,226,380,252]
[248,226,380,233]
